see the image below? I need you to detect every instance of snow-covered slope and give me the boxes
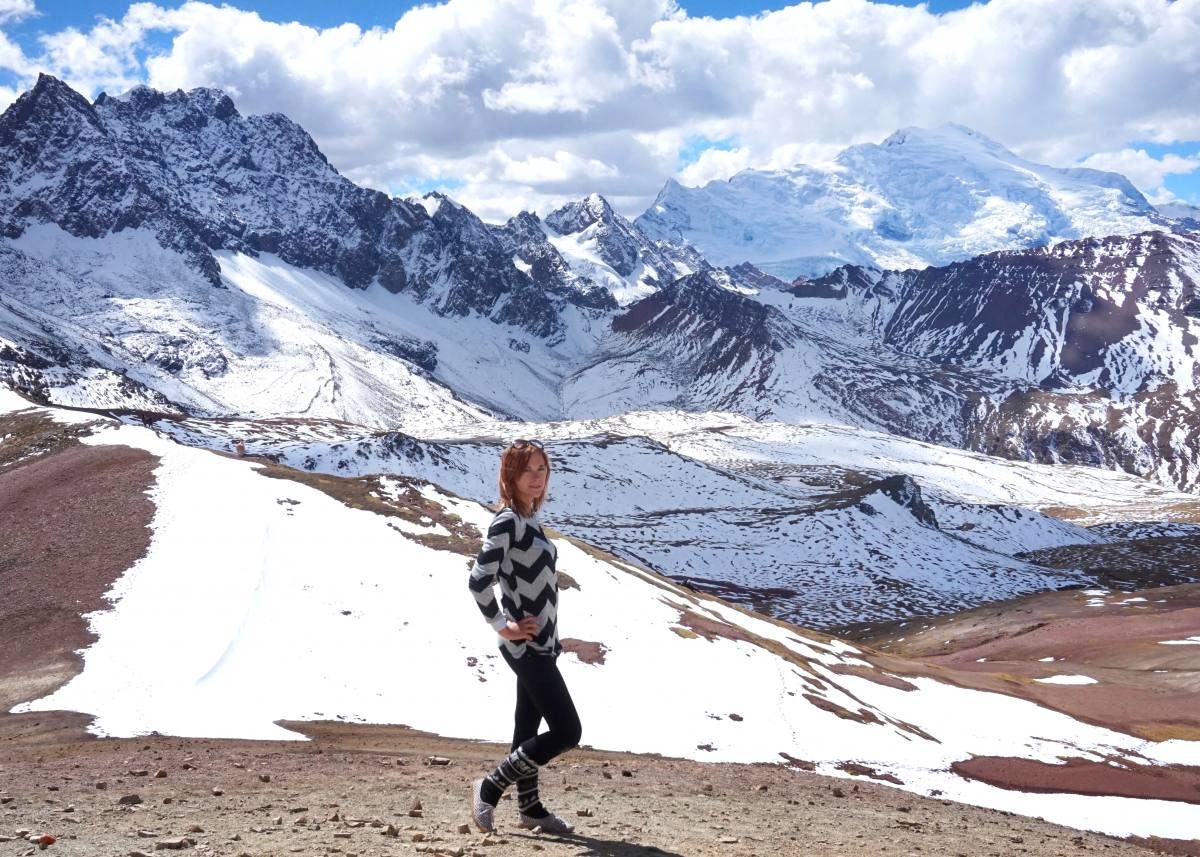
[5,389,1199,842]
[496,193,705,306]
[135,403,1200,630]
[636,124,1174,279]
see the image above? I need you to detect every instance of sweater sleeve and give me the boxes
[468,510,515,632]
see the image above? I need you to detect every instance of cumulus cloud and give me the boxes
[1079,148,1200,204]
[0,0,35,25]
[0,0,1198,219]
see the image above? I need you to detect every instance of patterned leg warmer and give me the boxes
[480,746,538,806]
[516,773,549,819]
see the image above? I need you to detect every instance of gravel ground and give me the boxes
[0,714,1177,857]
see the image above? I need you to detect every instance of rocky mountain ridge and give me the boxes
[2,75,1199,496]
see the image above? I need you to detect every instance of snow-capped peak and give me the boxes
[636,124,1169,280]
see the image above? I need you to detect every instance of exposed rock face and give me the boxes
[0,75,575,340]
[880,231,1200,392]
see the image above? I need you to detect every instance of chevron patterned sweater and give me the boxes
[468,507,561,658]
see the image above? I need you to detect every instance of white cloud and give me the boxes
[1,0,1198,218]
[0,0,35,25]
[1078,148,1200,204]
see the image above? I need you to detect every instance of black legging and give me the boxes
[503,649,582,766]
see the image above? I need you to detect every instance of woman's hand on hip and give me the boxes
[499,617,539,641]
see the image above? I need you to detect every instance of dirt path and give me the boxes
[0,714,1181,857]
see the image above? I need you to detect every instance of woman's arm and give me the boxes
[469,512,514,632]
[468,511,538,641]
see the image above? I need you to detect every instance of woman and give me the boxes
[468,439,581,835]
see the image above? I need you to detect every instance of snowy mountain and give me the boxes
[136,403,1200,631]
[4,76,1200,499]
[787,231,1200,491]
[0,73,617,349]
[636,124,1177,279]
[4,387,1199,843]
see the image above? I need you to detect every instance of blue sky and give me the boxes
[1,0,1195,214]
[9,0,982,40]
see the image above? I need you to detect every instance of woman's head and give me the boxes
[498,440,551,518]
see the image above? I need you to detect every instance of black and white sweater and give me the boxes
[468,507,561,658]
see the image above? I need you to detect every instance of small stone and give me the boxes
[155,770,167,778]
[61,804,75,812]
[118,794,143,806]
[425,756,451,766]
[832,787,846,798]
[576,808,594,817]
[719,836,739,844]
[756,785,768,792]
[728,713,743,722]
[333,832,352,839]
[272,817,283,826]
[410,832,424,842]
[382,824,398,838]
[456,824,470,834]
[257,774,270,783]
[95,782,108,790]
[129,851,152,857]
[154,838,190,850]
[407,809,423,818]
[621,770,633,777]
[130,770,149,777]
[137,831,160,838]
[211,788,223,797]
[601,770,612,779]
[187,826,203,834]
[409,798,423,812]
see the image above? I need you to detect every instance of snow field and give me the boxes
[7,406,1200,839]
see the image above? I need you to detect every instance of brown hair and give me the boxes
[498,444,551,518]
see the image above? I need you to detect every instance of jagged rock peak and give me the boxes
[96,84,240,122]
[866,474,938,528]
[1,73,100,131]
[545,192,616,235]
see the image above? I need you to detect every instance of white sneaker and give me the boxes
[470,779,496,833]
[518,810,574,834]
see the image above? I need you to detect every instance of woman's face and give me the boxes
[515,452,549,506]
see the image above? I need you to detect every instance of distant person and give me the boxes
[468,439,580,835]
[233,438,246,457]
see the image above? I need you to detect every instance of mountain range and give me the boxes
[2,73,1200,626]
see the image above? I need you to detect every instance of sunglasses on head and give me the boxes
[509,438,544,450]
